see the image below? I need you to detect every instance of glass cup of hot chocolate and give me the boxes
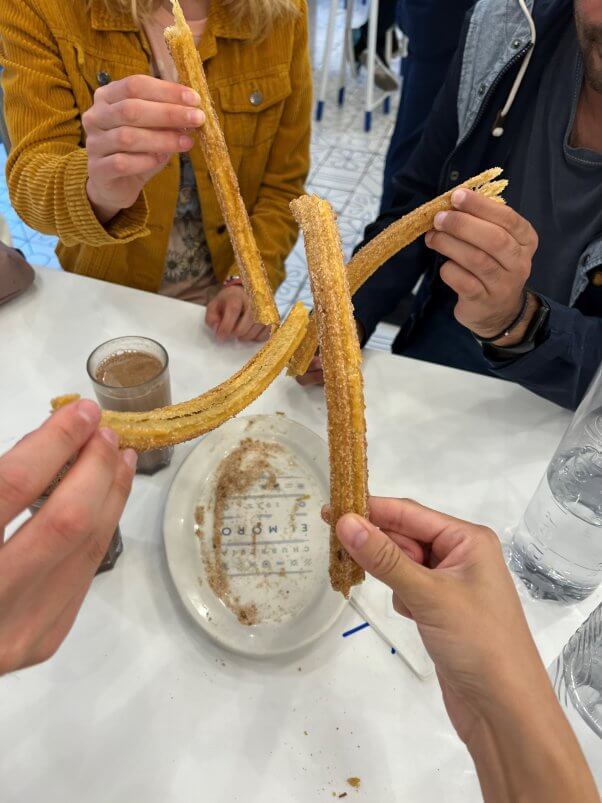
[87,336,173,475]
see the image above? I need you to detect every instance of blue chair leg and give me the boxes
[364,110,372,132]
[338,87,345,107]
[383,96,391,115]
[316,99,325,122]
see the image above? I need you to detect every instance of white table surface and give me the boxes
[0,268,599,802]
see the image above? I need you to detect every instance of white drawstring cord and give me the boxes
[492,0,537,137]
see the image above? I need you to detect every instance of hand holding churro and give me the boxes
[288,169,508,378]
[425,189,539,343]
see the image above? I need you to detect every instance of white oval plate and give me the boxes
[163,415,346,657]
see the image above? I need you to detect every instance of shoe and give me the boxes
[359,50,400,92]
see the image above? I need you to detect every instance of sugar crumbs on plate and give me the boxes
[200,438,281,627]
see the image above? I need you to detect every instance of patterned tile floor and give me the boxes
[0,0,399,350]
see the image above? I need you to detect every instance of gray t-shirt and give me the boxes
[504,21,602,303]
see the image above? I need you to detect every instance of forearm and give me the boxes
[469,682,598,803]
[8,147,148,247]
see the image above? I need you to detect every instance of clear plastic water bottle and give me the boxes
[508,364,602,601]
[550,603,602,782]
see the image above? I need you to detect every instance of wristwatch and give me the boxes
[478,295,551,359]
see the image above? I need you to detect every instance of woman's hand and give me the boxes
[334,498,599,803]
[83,75,205,224]
[0,401,136,675]
[205,286,271,343]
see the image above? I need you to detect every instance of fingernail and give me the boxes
[179,135,194,149]
[452,189,467,207]
[123,448,138,470]
[339,515,369,549]
[76,399,100,426]
[425,231,434,246]
[100,427,119,447]
[187,109,204,126]
[434,211,448,229]
[183,89,201,106]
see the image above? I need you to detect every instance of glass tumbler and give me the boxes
[87,336,173,475]
[507,363,602,601]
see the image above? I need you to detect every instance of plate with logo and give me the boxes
[163,415,346,656]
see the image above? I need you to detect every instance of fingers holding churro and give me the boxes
[288,168,508,377]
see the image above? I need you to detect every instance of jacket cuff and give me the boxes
[64,150,150,246]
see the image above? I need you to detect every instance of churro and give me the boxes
[165,0,279,327]
[288,168,508,376]
[291,195,367,597]
[51,304,308,451]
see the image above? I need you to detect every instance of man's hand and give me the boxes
[205,286,271,343]
[425,190,539,343]
[0,401,136,675]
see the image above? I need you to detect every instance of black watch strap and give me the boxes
[480,296,551,359]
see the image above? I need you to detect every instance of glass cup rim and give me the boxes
[87,335,170,390]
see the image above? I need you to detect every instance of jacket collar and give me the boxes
[90,1,255,40]
[90,0,139,32]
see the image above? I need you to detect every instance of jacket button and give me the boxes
[97,71,111,86]
[217,224,227,234]
[511,39,522,49]
[449,169,460,182]
[592,271,602,287]
[249,90,263,106]
[478,83,487,96]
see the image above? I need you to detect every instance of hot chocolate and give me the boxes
[95,350,164,388]
[87,337,173,475]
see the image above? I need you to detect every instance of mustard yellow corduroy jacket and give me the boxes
[0,0,311,293]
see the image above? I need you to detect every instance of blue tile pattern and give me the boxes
[0,146,60,268]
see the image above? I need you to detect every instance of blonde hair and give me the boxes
[104,1,298,39]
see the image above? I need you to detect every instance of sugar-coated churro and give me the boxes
[165,0,279,327]
[291,195,367,598]
[51,304,308,451]
[288,168,508,376]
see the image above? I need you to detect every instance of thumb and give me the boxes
[336,513,431,604]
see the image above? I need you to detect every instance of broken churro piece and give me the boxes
[291,195,367,597]
[288,168,508,376]
[51,303,308,451]
[165,0,279,327]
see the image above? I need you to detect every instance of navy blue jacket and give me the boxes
[353,0,601,410]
